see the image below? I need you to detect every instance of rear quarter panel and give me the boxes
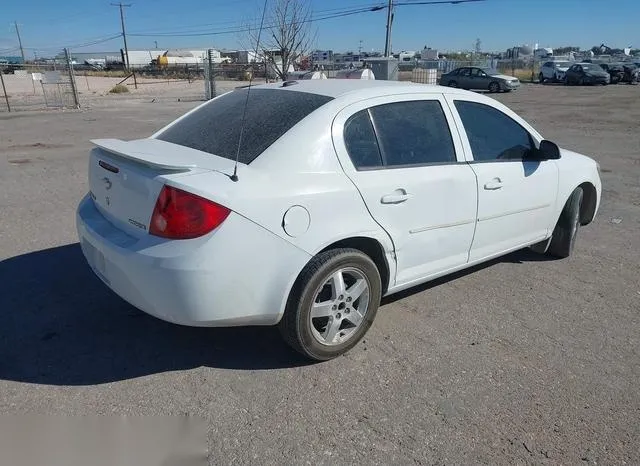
[165,101,396,288]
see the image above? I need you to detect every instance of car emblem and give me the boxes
[102,177,112,190]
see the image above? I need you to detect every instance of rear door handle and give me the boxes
[484,178,503,190]
[381,189,411,204]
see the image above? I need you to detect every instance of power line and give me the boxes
[111,2,131,69]
[128,5,386,38]
[21,34,122,52]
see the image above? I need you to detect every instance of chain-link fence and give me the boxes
[406,58,540,85]
[0,49,79,112]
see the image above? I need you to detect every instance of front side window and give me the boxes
[369,100,457,167]
[454,101,533,161]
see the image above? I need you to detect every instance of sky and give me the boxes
[1,0,638,58]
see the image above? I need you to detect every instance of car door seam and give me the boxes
[442,94,480,263]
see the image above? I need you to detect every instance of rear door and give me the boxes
[332,94,478,286]
[445,95,559,261]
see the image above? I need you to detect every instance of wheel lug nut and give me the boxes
[332,305,337,310]
[336,313,341,319]
[339,295,344,300]
[345,309,350,314]
[346,297,352,302]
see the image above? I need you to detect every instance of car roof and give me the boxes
[246,79,473,100]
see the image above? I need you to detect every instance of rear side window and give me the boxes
[369,100,456,167]
[157,89,333,164]
[344,110,383,169]
[454,100,533,161]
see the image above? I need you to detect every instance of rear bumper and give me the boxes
[76,194,310,327]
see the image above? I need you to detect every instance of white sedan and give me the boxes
[76,80,602,360]
[539,61,573,83]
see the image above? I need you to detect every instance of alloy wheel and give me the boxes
[309,267,370,346]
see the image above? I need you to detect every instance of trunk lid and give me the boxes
[88,138,236,238]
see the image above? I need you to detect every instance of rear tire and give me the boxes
[547,188,584,258]
[448,80,458,88]
[539,73,545,84]
[279,248,382,361]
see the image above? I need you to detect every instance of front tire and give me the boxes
[547,188,584,258]
[448,80,458,88]
[489,81,500,93]
[279,248,382,361]
[539,73,545,84]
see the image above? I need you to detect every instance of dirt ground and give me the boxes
[0,74,250,111]
[0,82,639,465]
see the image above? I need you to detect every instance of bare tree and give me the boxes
[245,0,315,81]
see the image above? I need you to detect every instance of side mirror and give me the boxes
[538,140,561,160]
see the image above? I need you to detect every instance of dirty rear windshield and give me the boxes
[156,88,333,164]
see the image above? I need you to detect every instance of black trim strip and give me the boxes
[98,160,120,173]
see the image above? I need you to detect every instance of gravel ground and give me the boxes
[1,82,639,465]
[0,74,250,111]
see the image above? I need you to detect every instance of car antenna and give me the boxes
[230,0,269,182]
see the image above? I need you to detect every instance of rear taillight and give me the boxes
[149,185,230,239]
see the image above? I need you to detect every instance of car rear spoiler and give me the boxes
[90,138,238,174]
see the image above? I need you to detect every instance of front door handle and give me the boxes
[484,178,503,190]
[381,189,411,204]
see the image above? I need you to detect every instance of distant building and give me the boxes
[311,50,334,64]
[421,47,439,60]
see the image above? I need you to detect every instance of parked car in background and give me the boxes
[539,61,572,83]
[440,67,520,93]
[76,80,601,361]
[564,63,610,85]
[622,64,639,84]
[599,63,625,84]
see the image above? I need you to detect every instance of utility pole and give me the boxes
[111,2,132,70]
[14,21,26,64]
[384,0,394,57]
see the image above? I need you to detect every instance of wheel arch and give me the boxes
[317,236,392,295]
[275,235,395,325]
[578,181,598,225]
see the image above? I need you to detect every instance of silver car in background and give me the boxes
[440,67,520,93]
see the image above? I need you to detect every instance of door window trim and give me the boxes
[332,93,468,173]
[444,96,544,163]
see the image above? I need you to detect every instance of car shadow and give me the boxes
[0,244,557,386]
[0,243,310,386]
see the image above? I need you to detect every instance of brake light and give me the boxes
[149,185,230,239]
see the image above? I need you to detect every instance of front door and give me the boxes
[469,67,490,90]
[332,94,478,286]
[446,96,559,261]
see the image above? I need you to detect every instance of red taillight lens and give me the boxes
[149,185,230,239]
